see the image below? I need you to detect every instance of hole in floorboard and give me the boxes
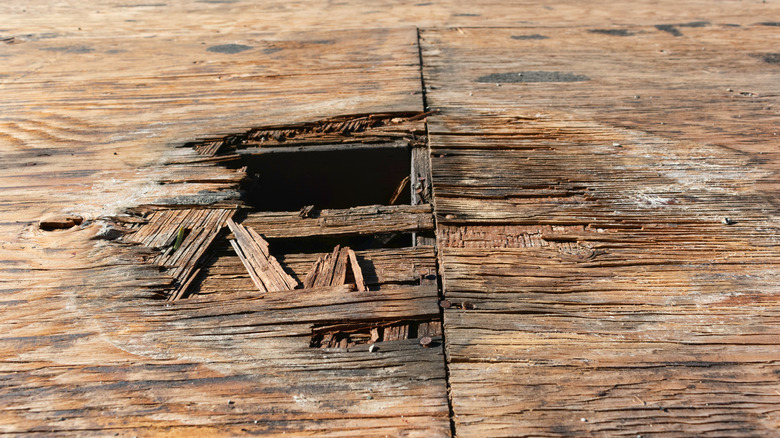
[239,147,411,211]
[266,232,414,255]
[310,320,442,349]
[120,113,436,312]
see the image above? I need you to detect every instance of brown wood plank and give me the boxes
[422,24,780,436]
[0,18,450,435]
[197,246,438,295]
[242,204,434,239]
[347,248,368,292]
[227,218,298,292]
[6,1,780,436]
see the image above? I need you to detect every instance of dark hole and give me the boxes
[239,147,411,211]
[309,320,435,348]
[267,232,413,254]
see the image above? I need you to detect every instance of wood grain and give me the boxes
[422,25,780,436]
[4,1,780,436]
[196,246,438,296]
[242,204,434,239]
[0,20,450,436]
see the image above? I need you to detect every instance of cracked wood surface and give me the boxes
[242,204,434,239]
[3,1,780,437]
[0,15,450,436]
[422,25,780,436]
[227,218,299,293]
[194,245,438,296]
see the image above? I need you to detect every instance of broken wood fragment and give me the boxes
[298,204,314,218]
[389,175,410,205]
[39,215,83,230]
[331,245,349,287]
[227,218,298,293]
[229,239,267,293]
[243,204,434,239]
[124,207,236,300]
[310,319,441,349]
[347,248,367,292]
[301,256,323,289]
[302,245,367,291]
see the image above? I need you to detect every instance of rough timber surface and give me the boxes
[0,18,451,436]
[4,1,780,437]
[422,25,780,436]
[242,204,434,239]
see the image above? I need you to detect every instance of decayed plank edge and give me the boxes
[301,245,368,292]
[198,245,437,294]
[347,248,367,292]
[227,218,298,292]
[242,204,434,239]
[235,139,410,156]
[189,112,427,157]
[123,207,237,301]
[148,283,441,327]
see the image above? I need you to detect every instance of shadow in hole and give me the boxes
[238,148,411,212]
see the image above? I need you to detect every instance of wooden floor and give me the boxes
[2,1,779,436]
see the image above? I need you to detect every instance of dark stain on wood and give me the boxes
[588,28,634,36]
[206,43,253,54]
[476,71,590,83]
[511,34,549,40]
[655,24,683,36]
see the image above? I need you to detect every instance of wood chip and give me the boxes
[303,245,367,291]
[227,218,298,293]
[347,248,367,292]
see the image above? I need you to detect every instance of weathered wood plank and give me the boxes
[227,218,299,292]
[0,20,449,436]
[197,246,438,295]
[242,204,435,239]
[448,361,780,437]
[6,1,780,436]
[423,24,780,436]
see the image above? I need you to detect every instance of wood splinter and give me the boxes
[302,245,367,291]
[227,218,298,293]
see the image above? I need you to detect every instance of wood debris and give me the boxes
[242,204,434,239]
[389,175,410,205]
[311,320,442,348]
[124,207,236,301]
[189,112,427,157]
[302,245,367,291]
[39,214,83,230]
[226,218,298,293]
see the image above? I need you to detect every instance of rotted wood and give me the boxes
[193,113,426,157]
[226,218,298,293]
[193,245,438,296]
[312,320,443,349]
[301,245,367,291]
[411,145,436,246]
[123,207,236,300]
[411,146,432,206]
[242,204,434,239]
[0,17,446,437]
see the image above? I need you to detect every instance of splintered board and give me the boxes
[421,25,780,436]
[0,24,452,437]
[4,0,780,436]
